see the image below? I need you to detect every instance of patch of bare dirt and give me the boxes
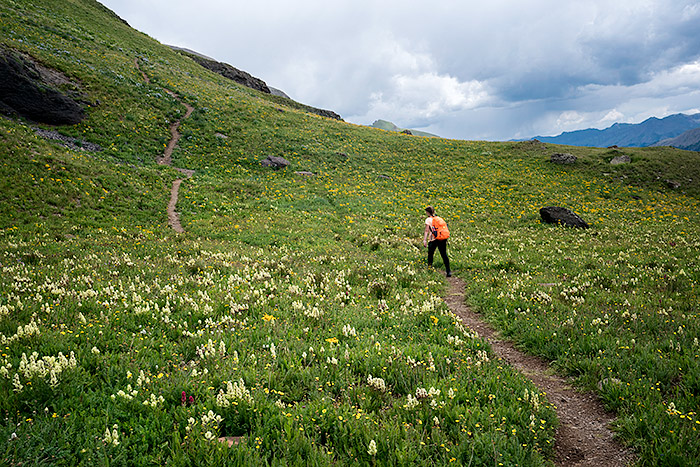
[444,277,636,466]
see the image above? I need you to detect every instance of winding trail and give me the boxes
[444,276,635,466]
[135,58,194,233]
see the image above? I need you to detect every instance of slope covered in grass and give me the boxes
[1,1,699,465]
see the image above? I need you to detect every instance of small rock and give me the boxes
[295,171,314,176]
[550,153,577,164]
[260,155,290,169]
[215,132,228,139]
[665,179,681,189]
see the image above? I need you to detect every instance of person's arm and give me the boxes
[423,223,431,247]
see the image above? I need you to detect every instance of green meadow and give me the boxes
[1,0,699,465]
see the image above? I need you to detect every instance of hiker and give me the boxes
[423,206,451,277]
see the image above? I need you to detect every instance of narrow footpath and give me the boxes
[135,58,194,233]
[444,277,636,466]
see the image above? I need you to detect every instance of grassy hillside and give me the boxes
[1,1,699,465]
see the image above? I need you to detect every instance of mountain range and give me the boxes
[528,113,700,149]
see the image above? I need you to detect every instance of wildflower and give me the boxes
[368,439,377,456]
[262,313,276,322]
[367,375,387,392]
[404,394,419,409]
[12,374,22,393]
[103,424,120,446]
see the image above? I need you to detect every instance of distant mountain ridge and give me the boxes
[654,127,700,151]
[371,119,438,137]
[529,113,700,148]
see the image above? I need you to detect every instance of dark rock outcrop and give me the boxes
[0,47,85,125]
[171,46,343,121]
[539,206,589,229]
[187,54,271,94]
[550,153,577,164]
[401,129,413,135]
[260,155,290,169]
[310,107,342,120]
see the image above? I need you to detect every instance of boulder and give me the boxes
[550,153,577,164]
[610,154,631,165]
[260,155,290,169]
[539,206,589,229]
[665,179,681,190]
[0,47,85,125]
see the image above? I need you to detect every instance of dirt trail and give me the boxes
[135,58,194,233]
[444,277,636,466]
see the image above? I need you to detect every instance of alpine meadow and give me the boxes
[1,1,699,465]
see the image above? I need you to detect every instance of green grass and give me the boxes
[1,0,699,465]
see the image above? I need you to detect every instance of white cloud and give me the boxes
[100,0,700,140]
[600,109,625,124]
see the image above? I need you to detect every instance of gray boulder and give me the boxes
[260,155,290,169]
[539,206,589,229]
[550,153,577,164]
[610,154,631,165]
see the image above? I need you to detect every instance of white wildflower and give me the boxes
[367,439,377,456]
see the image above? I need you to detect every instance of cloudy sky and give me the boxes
[101,0,700,141]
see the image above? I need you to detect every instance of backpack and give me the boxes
[431,216,450,240]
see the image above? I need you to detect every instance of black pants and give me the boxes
[427,239,450,273]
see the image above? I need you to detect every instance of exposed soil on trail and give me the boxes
[444,277,636,466]
[157,90,194,167]
[135,58,194,233]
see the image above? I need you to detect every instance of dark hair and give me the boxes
[425,206,435,216]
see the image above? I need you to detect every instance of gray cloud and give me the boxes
[101,0,700,140]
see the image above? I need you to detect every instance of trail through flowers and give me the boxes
[444,276,635,467]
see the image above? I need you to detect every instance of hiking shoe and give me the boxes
[446,272,452,277]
